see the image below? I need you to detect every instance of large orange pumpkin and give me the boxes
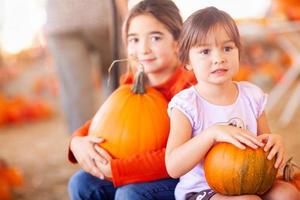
[89,68,170,158]
[277,157,300,191]
[204,142,278,195]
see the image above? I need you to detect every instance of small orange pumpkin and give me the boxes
[204,142,278,195]
[89,67,170,158]
[0,159,23,200]
[277,157,300,191]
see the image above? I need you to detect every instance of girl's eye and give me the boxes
[128,37,138,44]
[224,46,233,52]
[200,49,210,55]
[151,35,162,42]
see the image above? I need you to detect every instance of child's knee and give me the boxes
[275,184,299,200]
[263,180,300,200]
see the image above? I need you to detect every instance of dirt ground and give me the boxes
[0,113,79,200]
[0,83,300,200]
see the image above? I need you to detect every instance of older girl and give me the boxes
[68,0,196,199]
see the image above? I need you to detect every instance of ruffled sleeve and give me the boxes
[239,81,268,118]
[167,88,198,128]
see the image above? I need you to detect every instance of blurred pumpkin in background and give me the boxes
[273,0,300,20]
[0,159,23,200]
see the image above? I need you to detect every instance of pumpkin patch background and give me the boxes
[1,0,300,199]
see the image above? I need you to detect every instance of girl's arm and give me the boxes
[257,111,285,168]
[110,149,168,187]
[165,108,215,178]
[257,111,271,135]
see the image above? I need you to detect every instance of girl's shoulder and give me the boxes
[237,81,265,97]
[168,86,200,127]
[172,86,197,100]
[168,86,199,113]
[237,81,267,113]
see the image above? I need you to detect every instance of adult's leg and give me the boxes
[68,169,116,200]
[115,178,178,200]
[47,33,97,132]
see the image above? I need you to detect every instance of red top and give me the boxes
[68,67,196,187]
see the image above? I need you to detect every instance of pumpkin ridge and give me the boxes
[257,152,267,194]
[239,147,249,194]
[255,149,266,194]
[123,94,142,156]
[118,99,129,158]
[112,90,132,158]
[223,143,235,195]
[235,146,243,195]
[145,90,169,149]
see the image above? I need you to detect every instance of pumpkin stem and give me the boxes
[107,58,129,86]
[131,63,146,94]
[282,157,300,181]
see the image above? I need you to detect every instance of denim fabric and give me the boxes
[68,170,115,200]
[68,170,178,200]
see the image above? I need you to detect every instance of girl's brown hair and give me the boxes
[179,6,241,65]
[122,0,183,44]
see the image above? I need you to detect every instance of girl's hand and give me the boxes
[70,136,109,179]
[94,145,113,179]
[258,134,285,169]
[208,125,264,150]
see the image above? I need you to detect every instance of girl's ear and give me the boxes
[173,41,179,55]
[184,64,193,71]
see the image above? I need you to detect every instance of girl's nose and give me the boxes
[140,40,151,54]
[214,59,225,65]
[213,51,225,65]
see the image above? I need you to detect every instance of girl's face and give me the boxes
[127,14,179,77]
[187,25,239,86]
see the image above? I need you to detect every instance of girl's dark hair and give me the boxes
[123,0,183,44]
[179,6,241,65]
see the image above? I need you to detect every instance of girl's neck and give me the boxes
[195,81,238,106]
[147,63,178,86]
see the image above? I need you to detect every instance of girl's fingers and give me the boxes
[83,157,104,179]
[227,137,246,150]
[263,140,274,152]
[267,145,279,161]
[90,160,105,179]
[87,136,104,144]
[234,134,258,149]
[94,145,112,164]
[88,148,105,163]
[278,155,286,169]
[257,134,270,144]
[82,157,96,172]
[240,132,264,147]
[274,150,283,169]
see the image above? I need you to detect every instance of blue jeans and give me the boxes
[68,170,178,200]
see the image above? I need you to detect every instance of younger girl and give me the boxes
[165,6,300,200]
[68,0,196,199]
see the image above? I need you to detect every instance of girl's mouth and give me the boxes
[212,68,228,75]
[139,58,156,64]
